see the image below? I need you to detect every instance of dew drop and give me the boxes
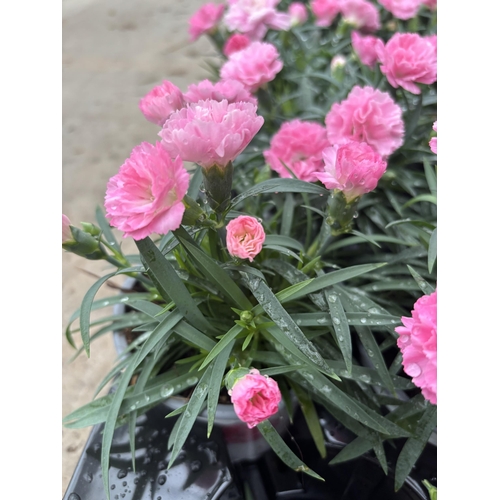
[338,335,344,342]
[158,475,167,485]
[161,385,174,398]
[187,377,198,385]
[117,469,128,479]
[190,460,202,472]
[367,349,374,357]
[332,317,340,325]
[316,317,327,324]
[360,317,367,324]
[405,363,422,377]
[368,307,379,314]
[68,494,81,500]
[83,472,93,483]
[399,334,411,345]
[328,294,337,303]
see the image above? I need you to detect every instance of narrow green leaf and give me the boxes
[257,420,324,481]
[174,320,216,352]
[231,178,329,207]
[423,158,437,196]
[349,230,382,248]
[263,244,303,262]
[329,436,373,465]
[427,229,437,273]
[280,193,295,236]
[402,194,437,209]
[407,265,435,295]
[395,404,437,491]
[136,237,214,333]
[167,365,212,468]
[325,288,352,374]
[264,234,304,252]
[187,165,204,199]
[199,324,244,370]
[95,205,119,249]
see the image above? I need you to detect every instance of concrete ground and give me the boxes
[62,0,219,495]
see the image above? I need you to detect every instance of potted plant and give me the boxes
[63,0,437,498]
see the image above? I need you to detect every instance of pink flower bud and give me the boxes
[139,81,185,127]
[429,121,437,154]
[188,2,225,42]
[377,32,437,95]
[316,142,387,202]
[226,215,265,261]
[229,368,281,428]
[223,33,251,57]
[395,290,437,405]
[104,142,189,240]
[351,31,384,68]
[288,2,308,25]
[62,214,73,243]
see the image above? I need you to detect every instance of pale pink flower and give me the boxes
[188,2,225,41]
[220,41,283,93]
[183,79,257,106]
[288,2,308,25]
[377,32,437,94]
[62,214,72,243]
[139,81,185,127]
[104,142,189,240]
[263,119,330,182]
[351,31,384,68]
[340,0,380,32]
[226,215,266,261]
[395,290,437,405]
[159,99,264,169]
[421,0,437,10]
[224,0,291,40]
[229,368,281,427]
[311,0,342,26]
[331,54,347,71]
[429,121,437,154]
[315,142,387,202]
[223,33,251,57]
[325,86,405,157]
[377,0,421,20]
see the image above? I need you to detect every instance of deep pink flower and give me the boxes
[229,368,281,427]
[315,142,387,201]
[351,31,384,68]
[159,99,264,169]
[224,0,291,40]
[311,0,342,26]
[223,33,251,57]
[263,119,330,182]
[377,32,437,94]
[183,79,257,106]
[139,81,185,127]
[377,0,421,20]
[104,142,189,240]
[395,290,437,405]
[429,121,437,154]
[325,86,405,157]
[341,0,380,32]
[62,214,72,243]
[220,41,283,93]
[226,215,266,261]
[188,2,225,41]
[288,2,308,25]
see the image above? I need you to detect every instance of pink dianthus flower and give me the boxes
[351,31,384,68]
[377,0,421,20]
[159,99,264,169]
[325,86,405,157]
[220,41,283,93]
[139,81,185,127]
[421,0,437,10]
[223,33,251,57]
[288,2,308,25]
[104,142,189,240]
[188,2,225,41]
[224,0,291,40]
[341,0,380,32]
[429,121,437,154]
[311,0,342,27]
[183,79,257,106]
[263,119,330,182]
[62,214,72,243]
[226,215,266,261]
[377,32,437,94]
[315,142,387,202]
[395,290,437,405]
[229,368,281,428]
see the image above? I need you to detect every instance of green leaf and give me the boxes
[427,229,437,273]
[174,321,216,352]
[136,237,214,333]
[407,265,435,295]
[280,193,295,236]
[423,158,437,196]
[324,288,352,374]
[95,205,119,249]
[263,244,303,262]
[187,165,204,199]
[329,436,374,465]
[199,324,244,370]
[174,228,253,310]
[402,194,437,209]
[242,273,335,377]
[167,365,212,468]
[231,178,329,207]
[206,341,234,438]
[79,272,117,357]
[264,234,304,252]
[395,404,437,491]
[257,420,324,481]
[280,263,387,303]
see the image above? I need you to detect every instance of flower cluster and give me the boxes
[63,0,437,495]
